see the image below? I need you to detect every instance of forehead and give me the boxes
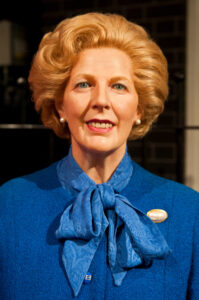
[70,47,133,77]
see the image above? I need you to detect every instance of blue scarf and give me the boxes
[56,148,171,296]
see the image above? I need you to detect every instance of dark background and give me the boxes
[0,0,186,185]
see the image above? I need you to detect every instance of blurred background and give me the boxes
[0,0,199,191]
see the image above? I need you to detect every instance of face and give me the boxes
[59,48,140,157]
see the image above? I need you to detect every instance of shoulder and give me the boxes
[130,160,199,212]
[133,160,199,195]
[0,160,62,208]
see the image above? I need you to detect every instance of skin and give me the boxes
[58,48,141,183]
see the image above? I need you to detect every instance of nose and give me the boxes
[91,84,110,110]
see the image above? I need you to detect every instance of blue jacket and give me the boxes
[0,154,199,299]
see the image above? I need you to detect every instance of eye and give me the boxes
[75,81,91,89]
[112,83,127,91]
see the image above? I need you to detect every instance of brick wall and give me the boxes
[39,0,186,181]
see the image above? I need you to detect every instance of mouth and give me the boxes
[86,119,115,132]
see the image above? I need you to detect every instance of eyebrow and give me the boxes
[72,74,131,83]
[109,76,131,84]
[74,74,95,81]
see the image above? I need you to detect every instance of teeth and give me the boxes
[88,122,113,128]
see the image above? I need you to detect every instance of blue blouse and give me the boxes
[0,150,199,299]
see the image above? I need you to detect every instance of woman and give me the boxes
[0,13,198,300]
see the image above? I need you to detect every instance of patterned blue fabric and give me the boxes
[56,148,171,296]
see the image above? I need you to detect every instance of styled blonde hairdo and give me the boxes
[28,12,168,140]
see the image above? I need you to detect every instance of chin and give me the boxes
[83,141,125,157]
[85,144,112,154]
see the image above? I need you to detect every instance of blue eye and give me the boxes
[112,83,127,90]
[76,82,91,88]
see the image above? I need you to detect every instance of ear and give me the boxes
[136,103,143,120]
[132,105,142,127]
[55,97,67,121]
[137,113,142,122]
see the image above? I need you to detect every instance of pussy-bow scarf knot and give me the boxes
[56,149,171,296]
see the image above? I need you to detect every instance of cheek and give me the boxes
[114,97,138,122]
[63,93,89,120]
[62,100,79,121]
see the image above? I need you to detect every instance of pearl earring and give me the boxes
[60,117,65,123]
[136,119,141,125]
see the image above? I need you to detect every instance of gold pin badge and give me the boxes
[147,209,168,223]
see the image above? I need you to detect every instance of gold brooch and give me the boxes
[147,209,168,223]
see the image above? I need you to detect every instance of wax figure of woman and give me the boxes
[0,13,199,300]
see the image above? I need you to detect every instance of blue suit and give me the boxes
[0,152,199,299]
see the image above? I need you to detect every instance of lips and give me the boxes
[86,119,115,132]
[86,119,115,128]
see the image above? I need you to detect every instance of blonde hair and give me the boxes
[28,12,168,140]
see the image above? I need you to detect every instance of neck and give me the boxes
[71,143,127,184]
